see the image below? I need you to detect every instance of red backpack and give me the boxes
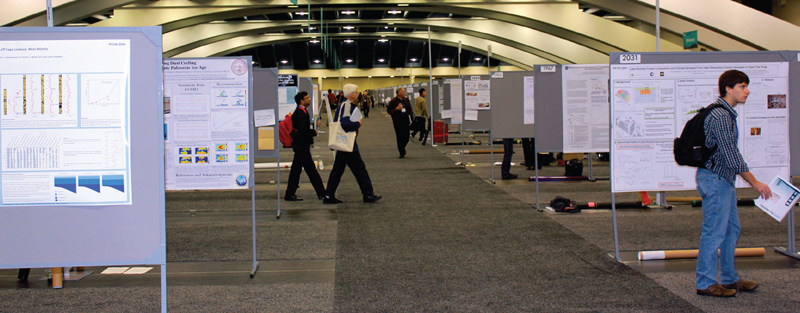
[278,113,293,147]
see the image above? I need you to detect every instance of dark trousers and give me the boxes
[521,138,535,168]
[393,121,410,156]
[363,105,370,117]
[286,145,326,198]
[502,138,514,177]
[410,117,430,145]
[326,149,374,197]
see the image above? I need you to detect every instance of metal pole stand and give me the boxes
[775,208,800,260]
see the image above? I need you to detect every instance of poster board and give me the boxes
[429,80,443,120]
[561,64,610,153]
[533,65,564,152]
[0,27,166,268]
[490,71,535,139]
[277,74,298,121]
[463,76,491,131]
[609,51,794,193]
[442,79,463,125]
[253,68,279,158]
[164,56,254,191]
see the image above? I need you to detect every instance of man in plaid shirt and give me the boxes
[695,69,772,297]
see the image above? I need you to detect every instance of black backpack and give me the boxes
[673,103,724,168]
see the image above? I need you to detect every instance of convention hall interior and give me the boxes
[2,1,800,312]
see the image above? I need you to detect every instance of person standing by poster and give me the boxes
[411,88,430,145]
[327,89,337,109]
[324,84,382,204]
[695,70,771,297]
[387,87,414,158]
[284,91,326,201]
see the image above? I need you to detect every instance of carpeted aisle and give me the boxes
[332,112,701,312]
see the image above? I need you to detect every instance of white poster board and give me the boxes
[164,57,252,190]
[448,79,463,125]
[524,76,535,125]
[277,74,298,121]
[561,64,610,153]
[610,61,790,192]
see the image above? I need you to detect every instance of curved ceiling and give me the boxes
[5,0,800,73]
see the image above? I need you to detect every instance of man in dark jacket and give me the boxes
[387,87,414,158]
[284,91,326,201]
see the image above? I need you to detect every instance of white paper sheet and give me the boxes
[100,267,129,274]
[464,110,479,121]
[254,109,275,127]
[123,267,153,274]
[755,175,800,222]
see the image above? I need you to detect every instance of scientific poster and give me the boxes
[277,74,297,121]
[0,39,132,205]
[523,76,534,125]
[164,58,251,190]
[610,61,790,192]
[561,64,610,153]
[464,80,490,111]
[448,79,463,124]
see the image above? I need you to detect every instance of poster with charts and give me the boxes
[0,39,131,206]
[164,58,251,190]
[610,61,790,192]
[561,64,610,153]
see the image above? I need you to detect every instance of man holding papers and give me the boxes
[695,70,772,297]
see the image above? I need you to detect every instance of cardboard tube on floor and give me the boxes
[638,247,765,261]
[52,267,63,289]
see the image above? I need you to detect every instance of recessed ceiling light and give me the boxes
[314,60,321,63]
[390,75,395,78]
[388,22,395,25]
[388,10,403,14]
[346,59,353,63]
[410,58,418,62]
[378,58,385,62]
[310,39,319,43]
[368,76,372,78]
[378,38,388,42]
[280,60,288,64]
[341,10,356,15]
[442,57,449,61]
[398,4,409,7]
[322,76,327,78]
[343,26,355,30]
[474,57,482,61]
[345,76,350,78]
[295,11,308,16]
[384,26,389,29]
[344,39,354,43]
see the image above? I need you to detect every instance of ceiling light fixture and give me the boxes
[341,10,356,14]
[378,38,388,42]
[280,60,288,64]
[310,39,320,43]
[346,59,353,63]
[390,75,395,78]
[398,4,409,7]
[474,57,482,61]
[384,26,389,29]
[388,10,403,14]
[442,57,449,61]
[343,26,355,30]
[378,58,385,62]
[344,39,354,43]
[410,58,417,62]
[295,11,308,16]
[314,60,321,63]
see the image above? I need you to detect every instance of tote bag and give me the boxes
[326,100,356,152]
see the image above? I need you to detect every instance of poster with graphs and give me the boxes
[0,39,131,205]
[163,57,252,190]
[610,59,790,193]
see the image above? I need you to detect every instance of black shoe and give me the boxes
[318,194,326,200]
[284,195,303,201]
[323,196,343,204]
[363,194,383,203]
[399,155,405,159]
[501,174,518,180]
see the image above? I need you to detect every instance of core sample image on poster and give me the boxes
[751,127,762,136]
[216,143,228,151]
[195,147,209,155]
[216,155,228,162]
[179,157,192,164]
[236,154,248,162]
[767,94,786,109]
[196,156,209,164]
[179,147,192,155]
[236,143,248,151]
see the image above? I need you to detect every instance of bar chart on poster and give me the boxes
[0,39,131,206]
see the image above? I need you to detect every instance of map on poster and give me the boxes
[610,61,790,192]
[562,64,609,153]
[164,58,251,190]
[0,39,132,205]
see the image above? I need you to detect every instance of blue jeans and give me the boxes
[695,168,740,289]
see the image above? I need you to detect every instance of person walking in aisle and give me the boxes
[362,91,371,118]
[694,70,771,297]
[411,88,429,145]
[324,83,382,204]
[387,87,413,158]
[284,91,327,201]
[500,138,518,180]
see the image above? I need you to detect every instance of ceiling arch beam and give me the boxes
[172,32,549,71]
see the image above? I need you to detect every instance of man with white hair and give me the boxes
[324,84,382,204]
